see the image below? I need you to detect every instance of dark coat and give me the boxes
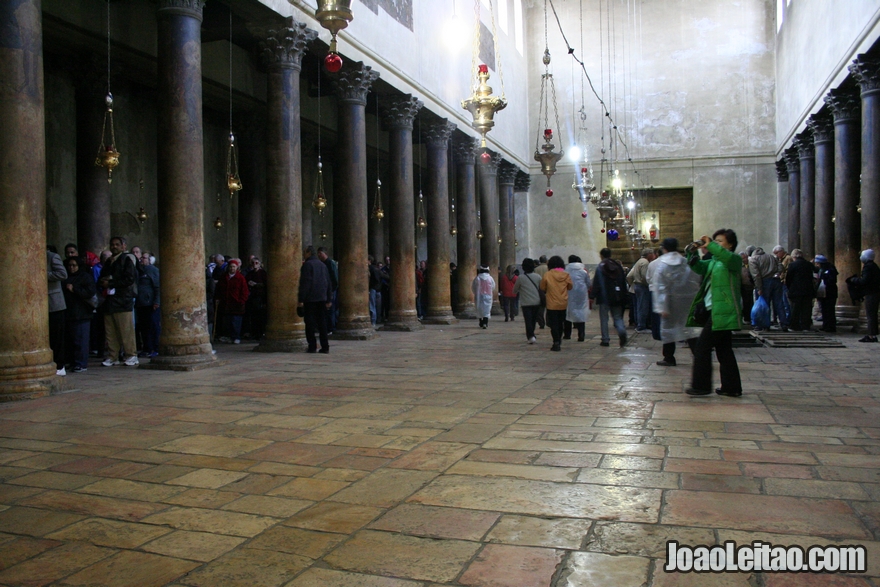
[99,252,137,314]
[136,264,160,307]
[299,256,333,303]
[852,260,880,295]
[817,264,838,299]
[62,269,97,322]
[786,258,816,298]
[592,259,627,306]
[215,271,249,315]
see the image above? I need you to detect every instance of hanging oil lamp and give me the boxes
[95,93,120,183]
[416,191,427,230]
[477,230,484,239]
[136,207,148,224]
[312,156,328,214]
[449,202,457,236]
[497,236,502,245]
[649,214,659,243]
[214,217,223,230]
[534,46,563,192]
[462,1,506,156]
[320,230,328,240]
[371,178,384,220]
[226,133,242,197]
[315,0,353,72]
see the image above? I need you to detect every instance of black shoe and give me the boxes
[600,341,610,347]
[656,360,676,366]
[859,335,878,343]
[619,335,628,348]
[715,388,742,397]
[307,348,317,353]
[563,336,571,340]
[577,337,585,342]
[685,387,711,396]
[318,348,329,354]
[505,317,509,322]
[550,343,561,352]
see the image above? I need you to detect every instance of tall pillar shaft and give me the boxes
[795,130,815,259]
[382,96,423,331]
[784,147,801,253]
[478,152,502,314]
[808,112,835,260]
[75,67,111,256]
[331,63,379,339]
[423,121,457,324]
[149,0,216,370]
[255,19,315,351]
[498,163,517,273]
[0,0,61,400]
[514,172,531,263]
[826,88,862,307]
[237,112,265,261]
[453,138,479,318]
[851,56,880,256]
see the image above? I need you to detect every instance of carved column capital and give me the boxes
[157,0,205,21]
[331,62,379,106]
[825,87,861,122]
[452,137,480,164]
[257,18,317,72]
[478,150,502,174]
[381,95,423,130]
[806,111,834,144]
[783,147,800,171]
[776,159,789,183]
[424,120,456,149]
[514,171,531,192]
[850,54,880,96]
[498,161,517,185]
[794,129,814,159]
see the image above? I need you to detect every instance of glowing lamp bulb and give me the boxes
[611,177,623,190]
[545,188,553,197]
[626,200,636,210]
[324,52,343,73]
[568,146,582,162]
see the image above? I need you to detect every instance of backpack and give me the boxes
[601,261,628,306]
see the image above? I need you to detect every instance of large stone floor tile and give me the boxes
[447,461,579,483]
[0,505,83,536]
[57,550,198,587]
[330,469,437,507]
[45,517,171,548]
[282,500,383,533]
[79,478,185,502]
[19,489,167,521]
[140,530,246,562]
[140,506,278,537]
[369,504,499,540]
[0,542,112,586]
[585,522,715,558]
[458,543,564,587]
[483,437,665,458]
[0,535,61,571]
[557,551,650,587]
[652,403,775,423]
[486,515,591,549]
[286,567,422,587]
[221,495,312,517]
[151,434,272,458]
[323,529,481,582]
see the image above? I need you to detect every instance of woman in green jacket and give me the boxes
[685,228,743,397]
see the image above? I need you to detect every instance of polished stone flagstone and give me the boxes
[0,321,879,585]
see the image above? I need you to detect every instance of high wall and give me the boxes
[521,0,778,265]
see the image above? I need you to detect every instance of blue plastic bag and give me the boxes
[751,295,770,329]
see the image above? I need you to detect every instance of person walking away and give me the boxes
[98,237,139,366]
[591,248,629,348]
[299,245,333,353]
[685,229,743,397]
[650,238,701,366]
[62,257,96,372]
[540,255,573,351]
[534,255,548,329]
[785,249,816,332]
[749,246,787,331]
[626,249,653,332]
[846,249,880,342]
[513,258,542,343]
[215,259,249,344]
[368,256,383,325]
[740,252,754,327]
[813,255,838,332]
[472,266,496,329]
[564,255,590,341]
[500,265,518,322]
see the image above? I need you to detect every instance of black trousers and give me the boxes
[521,305,539,340]
[49,309,66,369]
[789,295,813,331]
[304,302,329,351]
[564,320,585,340]
[691,315,742,393]
[819,296,837,332]
[866,294,879,336]
[537,305,546,328]
[662,338,696,364]
[546,309,566,345]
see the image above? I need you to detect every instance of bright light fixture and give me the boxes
[626,200,636,210]
[568,146,582,163]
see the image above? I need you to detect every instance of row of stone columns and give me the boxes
[778,54,880,311]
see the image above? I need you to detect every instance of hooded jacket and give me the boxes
[593,258,627,306]
[565,262,591,322]
[748,248,778,292]
[649,251,702,343]
[687,240,742,331]
[540,269,573,311]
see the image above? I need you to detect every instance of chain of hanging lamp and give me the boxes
[371,95,384,220]
[95,0,119,183]
[534,0,562,195]
[463,0,506,158]
[312,70,328,229]
[226,8,242,199]
[416,118,427,230]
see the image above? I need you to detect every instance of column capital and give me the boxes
[452,137,480,164]
[783,146,800,171]
[824,86,861,122]
[775,159,789,183]
[514,171,531,192]
[850,54,880,95]
[478,150,502,174]
[794,129,814,159]
[331,62,379,106]
[381,95,423,130]
[157,0,205,20]
[424,120,456,149]
[257,18,317,72]
[498,161,517,185]
[806,110,834,144]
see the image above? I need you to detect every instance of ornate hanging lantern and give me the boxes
[416,191,427,230]
[312,156,328,214]
[477,229,484,239]
[214,217,223,230]
[134,180,148,223]
[534,11,562,189]
[315,0,353,72]
[226,133,242,196]
[449,201,457,235]
[95,93,120,183]
[371,179,384,220]
[462,0,506,152]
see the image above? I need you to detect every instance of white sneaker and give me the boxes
[233,339,240,344]
[56,367,66,376]
[123,355,139,367]
[219,337,232,343]
[529,337,537,344]
[102,359,118,367]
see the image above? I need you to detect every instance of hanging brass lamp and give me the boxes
[95,93,120,183]
[371,179,384,220]
[226,133,242,197]
[416,191,427,230]
[315,0,353,72]
[214,217,223,230]
[462,0,506,152]
[312,156,328,214]
[534,46,563,191]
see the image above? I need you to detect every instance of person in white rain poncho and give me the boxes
[648,238,702,366]
[472,265,496,329]
[564,255,591,342]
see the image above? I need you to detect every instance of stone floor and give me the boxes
[1,317,879,586]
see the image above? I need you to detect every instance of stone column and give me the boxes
[422,120,457,325]
[825,87,862,309]
[237,111,266,261]
[453,137,479,318]
[382,95,423,331]
[74,56,112,256]
[776,160,789,249]
[807,111,835,260]
[330,62,379,339]
[478,151,502,314]
[784,147,801,253]
[255,18,315,352]
[498,162,517,273]
[514,172,531,259]
[795,129,815,259]
[148,0,217,370]
[0,0,63,400]
[851,55,880,256]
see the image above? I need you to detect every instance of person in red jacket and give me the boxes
[215,258,249,344]
[499,264,519,322]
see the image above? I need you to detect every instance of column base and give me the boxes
[254,337,308,353]
[422,312,458,325]
[141,347,223,372]
[334,318,377,340]
[383,310,424,331]
[454,303,477,320]
[836,304,863,332]
[0,352,68,402]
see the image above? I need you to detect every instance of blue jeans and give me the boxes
[599,304,627,343]
[369,289,382,325]
[634,284,650,330]
[227,315,243,339]
[762,277,788,327]
[68,319,90,369]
